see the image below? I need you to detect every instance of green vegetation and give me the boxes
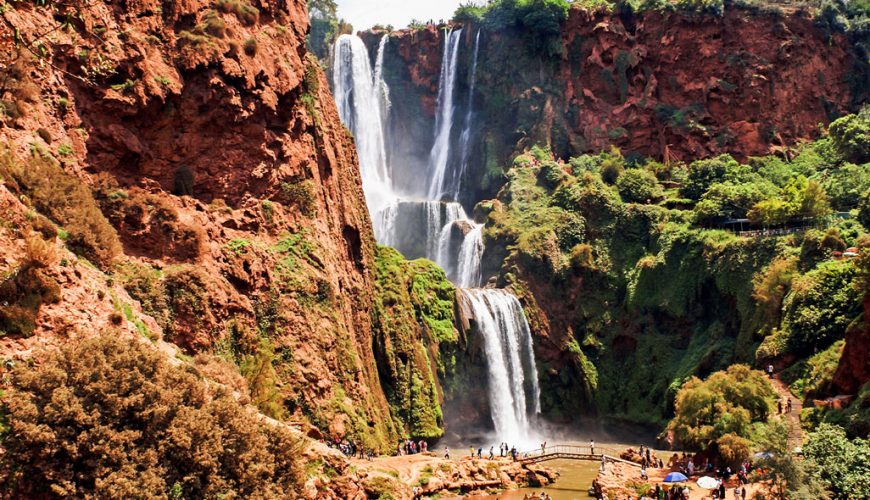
[454,0,571,59]
[0,336,304,497]
[372,246,458,439]
[481,111,868,425]
[281,178,318,217]
[308,0,340,59]
[667,365,775,456]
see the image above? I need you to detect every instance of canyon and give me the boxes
[0,0,868,497]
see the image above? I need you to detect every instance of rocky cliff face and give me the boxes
[0,0,405,451]
[365,6,863,203]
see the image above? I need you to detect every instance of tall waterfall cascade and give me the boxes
[454,30,481,202]
[332,28,540,445]
[427,28,463,201]
[332,34,394,228]
[462,289,541,446]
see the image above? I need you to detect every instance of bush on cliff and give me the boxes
[0,336,303,497]
[0,146,121,269]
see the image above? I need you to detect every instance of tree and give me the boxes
[668,365,776,453]
[680,154,741,200]
[0,336,303,497]
[754,420,829,499]
[803,423,870,498]
[828,113,870,163]
[822,162,870,211]
[781,260,861,355]
[616,168,663,203]
[308,0,339,59]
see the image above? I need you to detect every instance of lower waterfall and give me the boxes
[461,289,541,446]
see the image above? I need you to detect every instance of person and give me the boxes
[688,459,694,476]
[778,399,783,414]
[654,484,661,499]
[641,467,648,480]
[734,486,741,500]
[646,447,651,465]
[590,439,595,455]
[659,458,664,469]
[477,447,482,458]
[767,364,774,378]
[741,486,747,499]
[511,446,517,461]
[444,446,450,459]
[541,441,547,455]
[470,446,475,458]
[786,398,793,413]
[600,455,606,471]
[489,446,494,460]
[719,482,726,499]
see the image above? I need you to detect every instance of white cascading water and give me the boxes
[427,28,463,201]
[453,29,481,201]
[462,289,541,445]
[333,29,540,444]
[455,223,483,288]
[333,34,394,229]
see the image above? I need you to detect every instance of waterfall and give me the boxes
[461,289,541,445]
[332,34,393,221]
[427,28,462,200]
[332,30,541,443]
[456,223,483,288]
[454,30,481,201]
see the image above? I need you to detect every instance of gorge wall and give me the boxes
[362,6,864,205]
[0,0,452,452]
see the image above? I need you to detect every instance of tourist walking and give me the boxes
[590,439,595,455]
[444,446,450,459]
[786,398,792,413]
[489,446,494,460]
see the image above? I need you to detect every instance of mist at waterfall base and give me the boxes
[332,29,550,450]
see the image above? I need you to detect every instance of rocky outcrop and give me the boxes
[364,6,863,202]
[0,0,401,452]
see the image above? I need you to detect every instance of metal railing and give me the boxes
[513,444,641,467]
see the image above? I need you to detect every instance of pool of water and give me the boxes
[466,458,601,500]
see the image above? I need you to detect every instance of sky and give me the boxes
[335,0,465,32]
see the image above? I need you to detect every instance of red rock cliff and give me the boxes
[370,6,861,179]
[0,0,401,450]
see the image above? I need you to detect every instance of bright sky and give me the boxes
[335,0,465,31]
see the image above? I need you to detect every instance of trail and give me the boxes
[770,374,804,447]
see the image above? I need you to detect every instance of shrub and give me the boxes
[0,234,61,337]
[828,113,869,163]
[0,336,304,497]
[281,179,318,217]
[538,160,565,188]
[216,0,260,25]
[244,38,258,56]
[781,260,861,355]
[0,146,121,269]
[116,262,169,328]
[680,155,740,200]
[616,168,663,203]
[803,423,870,498]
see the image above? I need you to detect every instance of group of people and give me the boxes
[465,443,521,461]
[329,438,373,460]
[777,397,793,414]
[397,439,428,456]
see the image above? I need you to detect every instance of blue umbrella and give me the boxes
[664,472,689,483]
